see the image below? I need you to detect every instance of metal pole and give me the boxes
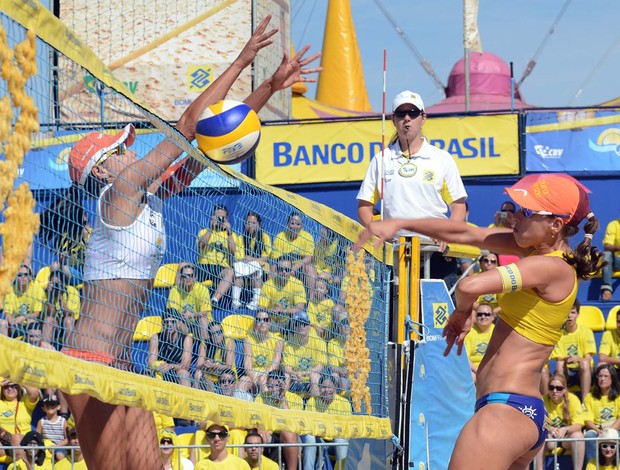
[463,0,470,112]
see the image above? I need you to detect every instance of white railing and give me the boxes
[534,436,620,470]
[1,440,349,469]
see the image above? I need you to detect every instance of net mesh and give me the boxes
[0,1,390,442]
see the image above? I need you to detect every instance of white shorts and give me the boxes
[234,260,262,278]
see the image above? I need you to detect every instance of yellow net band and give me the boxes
[0,334,391,439]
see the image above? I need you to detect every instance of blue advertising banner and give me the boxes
[16,130,240,191]
[525,109,620,174]
[408,280,475,468]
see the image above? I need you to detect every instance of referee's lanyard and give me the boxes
[398,152,417,178]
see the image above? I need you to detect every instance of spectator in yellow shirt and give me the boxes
[600,307,620,369]
[196,205,237,308]
[550,300,596,401]
[283,312,326,398]
[41,269,81,346]
[0,381,40,461]
[167,262,212,340]
[489,201,517,229]
[534,374,585,470]
[253,371,300,470]
[307,278,334,340]
[258,255,306,329]
[327,317,350,396]
[193,423,250,470]
[464,303,495,382]
[1,264,45,337]
[243,312,283,394]
[475,252,502,315]
[302,375,352,469]
[6,431,47,470]
[243,432,279,470]
[583,364,620,463]
[54,427,88,470]
[271,212,317,293]
[314,227,343,284]
[585,428,619,470]
[601,217,620,301]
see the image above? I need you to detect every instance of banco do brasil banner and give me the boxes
[255,114,519,185]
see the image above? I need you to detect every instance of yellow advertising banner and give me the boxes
[255,114,520,185]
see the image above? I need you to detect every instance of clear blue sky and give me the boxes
[291,0,620,112]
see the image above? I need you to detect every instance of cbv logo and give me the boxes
[534,144,563,158]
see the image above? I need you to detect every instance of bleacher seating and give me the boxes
[153,263,178,289]
[577,305,606,332]
[174,431,195,460]
[221,314,254,340]
[133,316,163,342]
[605,305,620,330]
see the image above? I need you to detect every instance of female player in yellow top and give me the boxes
[356,174,603,469]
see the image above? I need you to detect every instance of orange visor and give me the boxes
[505,173,591,227]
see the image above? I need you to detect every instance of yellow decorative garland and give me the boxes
[0,26,40,296]
[344,249,372,414]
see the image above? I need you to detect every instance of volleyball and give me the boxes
[195,99,261,164]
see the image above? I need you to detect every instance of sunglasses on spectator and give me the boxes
[160,439,173,445]
[476,312,492,318]
[548,385,565,391]
[394,109,422,119]
[601,444,616,450]
[256,317,270,323]
[2,384,18,390]
[480,258,497,264]
[206,431,228,440]
[521,208,569,219]
[17,272,30,277]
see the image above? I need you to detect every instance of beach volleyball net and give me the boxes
[0,1,392,439]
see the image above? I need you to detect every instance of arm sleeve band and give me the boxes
[497,264,523,293]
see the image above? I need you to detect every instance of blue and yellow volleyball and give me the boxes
[195,99,261,164]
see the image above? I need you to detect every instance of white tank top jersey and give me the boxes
[84,185,166,281]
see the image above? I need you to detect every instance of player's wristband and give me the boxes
[497,264,522,293]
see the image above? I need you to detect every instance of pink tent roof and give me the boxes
[427,52,530,114]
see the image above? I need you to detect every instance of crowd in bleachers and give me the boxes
[0,201,381,469]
